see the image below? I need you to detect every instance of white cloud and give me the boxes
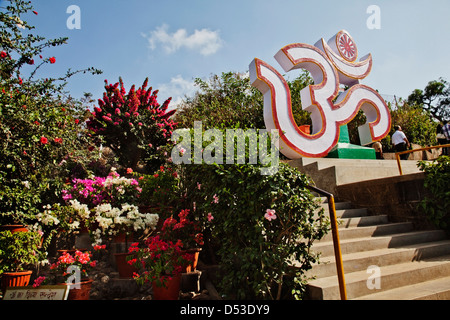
[158,75,197,109]
[143,24,223,56]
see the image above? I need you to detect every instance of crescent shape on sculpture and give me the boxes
[317,38,372,85]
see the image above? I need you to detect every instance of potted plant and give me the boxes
[127,237,193,300]
[0,230,46,293]
[33,246,104,300]
[89,203,159,278]
[160,209,204,272]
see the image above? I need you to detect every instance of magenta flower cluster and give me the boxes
[62,169,141,208]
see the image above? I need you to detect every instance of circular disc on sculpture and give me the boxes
[336,31,358,62]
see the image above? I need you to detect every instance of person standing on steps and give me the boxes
[392,125,410,160]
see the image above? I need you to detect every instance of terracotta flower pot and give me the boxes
[113,232,130,243]
[1,270,33,293]
[114,252,138,278]
[152,274,181,300]
[0,225,28,233]
[59,279,93,300]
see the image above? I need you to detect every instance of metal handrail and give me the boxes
[307,185,347,300]
[395,144,450,175]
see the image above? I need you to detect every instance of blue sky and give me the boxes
[12,0,450,109]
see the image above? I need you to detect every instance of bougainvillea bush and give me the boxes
[128,236,193,289]
[62,168,142,208]
[86,77,177,174]
[0,0,101,225]
[61,168,159,244]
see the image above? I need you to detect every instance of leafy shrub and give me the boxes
[418,156,450,232]
[136,165,181,209]
[0,230,46,274]
[0,0,101,225]
[182,162,329,299]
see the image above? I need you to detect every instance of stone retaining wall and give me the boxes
[336,172,435,230]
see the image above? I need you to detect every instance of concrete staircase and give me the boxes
[305,198,450,300]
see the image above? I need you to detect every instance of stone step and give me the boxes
[337,208,369,218]
[306,255,450,300]
[314,207,368,221]
[354,275,450,300]
[320,201,353,211]
[313,230,448,257]
[305,240,450,279]
[339,214,389,227]
[321,222,414,242]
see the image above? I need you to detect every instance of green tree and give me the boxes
[174,70,314,130]
[287,70,314,128]
[175,72,264,129]
[407,78,450,122]
[387,100,438,151]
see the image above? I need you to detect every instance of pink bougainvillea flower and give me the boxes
[264,209,277,221]
[207,212,214,222]
[40,136,48,144]
[212,194,219,204]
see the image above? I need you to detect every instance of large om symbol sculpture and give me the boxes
[249,30,391,158]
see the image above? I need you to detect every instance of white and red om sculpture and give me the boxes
[249,30,391,158]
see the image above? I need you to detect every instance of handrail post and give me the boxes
[327,194,347,300]
[307,185,347,300]
[396,153,403,175]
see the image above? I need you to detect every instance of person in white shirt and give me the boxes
[392,125,410,160]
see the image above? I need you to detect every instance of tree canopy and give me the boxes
[407,78,450,122]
